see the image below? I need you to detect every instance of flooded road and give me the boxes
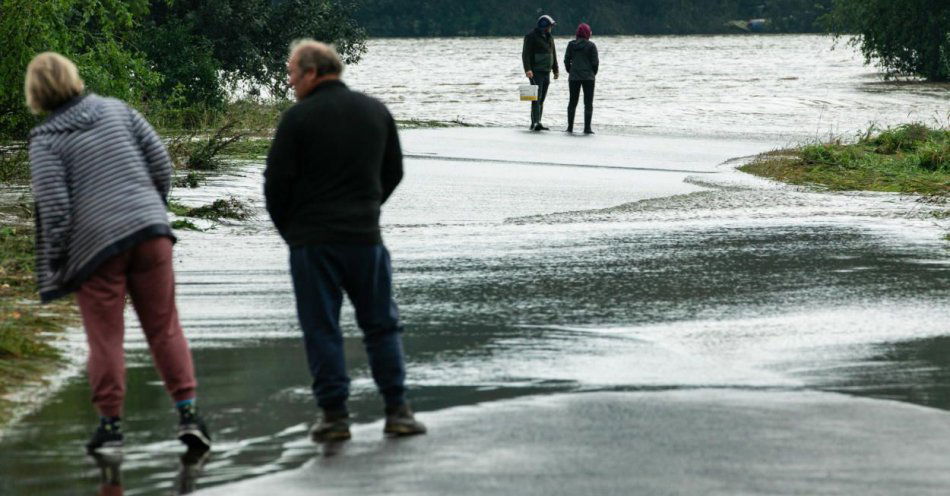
[347,35,949,140]
[1,35,949,494]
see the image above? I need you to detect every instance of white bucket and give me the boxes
[519,84,539,101]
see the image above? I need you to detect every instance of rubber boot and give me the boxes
[583,107,594,134]
[536,101,546,130]
[531,101,540,131]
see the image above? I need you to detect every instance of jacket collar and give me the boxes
[302,79,346,100]
[43,93,89,124]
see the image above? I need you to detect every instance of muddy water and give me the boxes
[347,36,949,140]
[1,36,949,495]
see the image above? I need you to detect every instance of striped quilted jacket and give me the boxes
[28,94,175,302]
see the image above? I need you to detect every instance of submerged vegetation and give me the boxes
[742,124,950,202]
[169,197,254,222]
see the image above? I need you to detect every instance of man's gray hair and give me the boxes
[289,39,344,77]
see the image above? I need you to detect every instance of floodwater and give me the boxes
[1,36,949,494]
[347,35,949,140]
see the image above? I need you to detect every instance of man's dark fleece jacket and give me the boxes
[264,80,403,246]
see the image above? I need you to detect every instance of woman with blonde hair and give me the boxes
[25,52,210,453]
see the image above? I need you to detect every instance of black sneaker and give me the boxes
[310,411,352,444]
[584,129,595,135]
[86,417,123,453]
[535,123,550,131]
[384,404,427,437]
[177,404,212,452]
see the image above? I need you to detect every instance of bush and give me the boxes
[826,0,950,81]
[866,123,934,154]
[0,146,29,183]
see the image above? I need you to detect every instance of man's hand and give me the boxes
[525,70,534,79]
[553,72,559,80]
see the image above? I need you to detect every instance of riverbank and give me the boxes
[0,109,277,431]
[740,124,950,217]
[0,196,75,428]
[3,127,950,494]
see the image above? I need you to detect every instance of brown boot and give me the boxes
[383,404,427,437]
[310,410,351,443]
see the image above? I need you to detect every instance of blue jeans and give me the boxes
[289,244,406,412]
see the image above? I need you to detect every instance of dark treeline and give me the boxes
[353,0,833,37]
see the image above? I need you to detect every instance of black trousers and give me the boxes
[567,80,595,131]
[529,72,551,126]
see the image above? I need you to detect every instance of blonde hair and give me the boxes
[289,39,344,77]
[24,52,85,114]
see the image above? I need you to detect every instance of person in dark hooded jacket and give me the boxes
[564,23,599,134]
[522,14,560,131]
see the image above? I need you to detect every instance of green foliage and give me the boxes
[0,224,66,361]
[742,124,950,195]
[1,1,366,139]
[170,197,254,221]
[0,0,161,140]
[0,146,30,184]
[826,0,950,81]
[186,197,254,221]
[170,219,202,231]
[144,0,367,99]
[138,21,226,108]
[173,171,203,189]
[353,0,833,36]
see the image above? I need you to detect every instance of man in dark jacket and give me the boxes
[522,14,560,131]
[264,39,426,443]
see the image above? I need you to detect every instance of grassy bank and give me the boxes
[0,207,75,422]
[741,124,950,197]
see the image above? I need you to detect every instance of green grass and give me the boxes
[0,145,29,184]
[222,138,271,158]
[170,219,202,231]
[147,99,285,137]
[0,220,74,423]
[741,124,950,196]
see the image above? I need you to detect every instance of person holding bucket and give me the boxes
[522,14,560,131]
[564,23,599,134]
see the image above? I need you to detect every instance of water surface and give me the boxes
[1,36,948,495]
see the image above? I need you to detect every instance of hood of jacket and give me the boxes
[569,39,594,50]
[30,94,103,137]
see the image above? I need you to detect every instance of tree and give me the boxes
[826,0,950,81]
[0,0,160,139]
[143,0,367,101]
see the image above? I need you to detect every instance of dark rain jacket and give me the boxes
[264,80,403,247]
[522,28,560,75]
[564,39,599,81]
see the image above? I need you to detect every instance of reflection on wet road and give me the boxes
[0,127,947,494]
